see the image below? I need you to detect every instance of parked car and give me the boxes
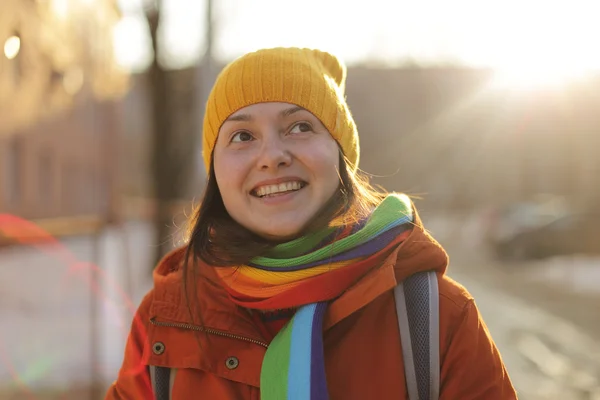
[494,213,600,261]
[482,196,569,248]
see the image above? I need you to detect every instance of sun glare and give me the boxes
[4,36,21,60]
[486,42,599,90]
[490,64,593,90]
[110,0,600,80]
[468,1,600,90]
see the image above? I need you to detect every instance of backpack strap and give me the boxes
[394,271,440,400]
[149,365,175,400]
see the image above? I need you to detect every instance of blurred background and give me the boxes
[1,0,599,399]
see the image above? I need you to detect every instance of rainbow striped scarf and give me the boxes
[215,194,414,400]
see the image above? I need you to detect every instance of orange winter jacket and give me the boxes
[106,212,517,399]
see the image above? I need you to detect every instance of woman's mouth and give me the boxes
[251,181,307,198]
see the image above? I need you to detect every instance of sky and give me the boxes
[112,0,600,85]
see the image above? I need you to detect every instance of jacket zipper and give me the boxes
[150,317,268,348]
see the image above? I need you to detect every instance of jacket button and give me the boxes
[152,342,165,355]
[225,356,239,370]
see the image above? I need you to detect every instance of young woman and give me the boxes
[106,47,516,399]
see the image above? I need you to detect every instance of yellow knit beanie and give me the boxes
[202,47,359,172]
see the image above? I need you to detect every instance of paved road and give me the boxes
[1,221,599,399]
[451,270,600,400]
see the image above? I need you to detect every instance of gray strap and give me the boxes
[394,271,440,400]
[149,366,175,400]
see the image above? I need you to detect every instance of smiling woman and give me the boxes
[193,48,371,263]
[106,47,517,400]
[213,103,342,242]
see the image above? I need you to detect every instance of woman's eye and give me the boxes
[231,131,254,143]
[289,122,312,134]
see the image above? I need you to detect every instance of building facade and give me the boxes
[0,0,127,221]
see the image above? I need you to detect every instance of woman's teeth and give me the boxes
[254,181,305,197]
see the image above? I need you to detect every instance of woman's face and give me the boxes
[213,102,341,241]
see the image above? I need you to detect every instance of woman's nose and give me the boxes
[256,135,292,170]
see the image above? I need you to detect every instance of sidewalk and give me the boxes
[0,221,155,398]
[451,269,600,399]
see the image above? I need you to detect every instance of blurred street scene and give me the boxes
[1,0,599,399]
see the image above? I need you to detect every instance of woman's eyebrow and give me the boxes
[225,113,253,122]
[279,106,305,118]
[225,106,305,123]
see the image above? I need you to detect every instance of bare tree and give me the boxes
[146,2,198,268]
